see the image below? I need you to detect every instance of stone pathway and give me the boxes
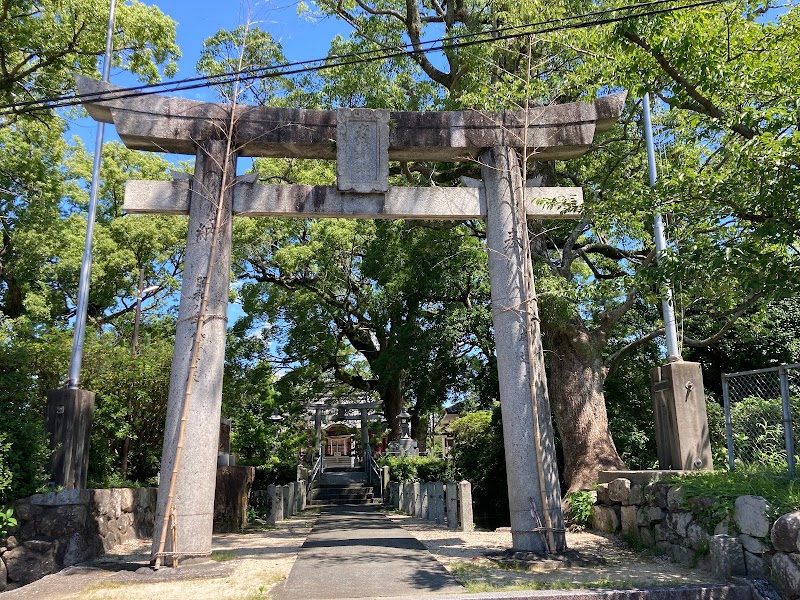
[274,504,464,599]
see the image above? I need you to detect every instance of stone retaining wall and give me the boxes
[388,480,473,531]
[1,488,156,591]
[593,474,800,599]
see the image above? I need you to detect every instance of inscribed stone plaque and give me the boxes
[337,108,390,193]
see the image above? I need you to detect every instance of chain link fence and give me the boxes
[722,363,800,478]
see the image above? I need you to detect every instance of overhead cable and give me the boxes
[0,0,730,116]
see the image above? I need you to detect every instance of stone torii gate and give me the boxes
[76,75,624,561]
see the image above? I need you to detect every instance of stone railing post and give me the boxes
[458,481,474,532]
[421,482,430,520]
[391,482,400,510]
[446,482,458,529]
[267,484,283,525]
[413,482,422,518]
[382,466,390,502]
[298,480,307,511]
[433,481,446,525]
[282,484,291,518]
[404,483,413,515]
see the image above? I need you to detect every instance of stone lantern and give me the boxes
[397,407,411,439]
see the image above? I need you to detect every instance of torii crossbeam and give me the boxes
[76,76,625,561]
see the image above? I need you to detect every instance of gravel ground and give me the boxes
[1,507,723,599]
[383,511,724,594]
[1,511,318,600]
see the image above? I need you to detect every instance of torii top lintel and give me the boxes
[76,76,626,162]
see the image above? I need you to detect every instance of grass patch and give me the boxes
[82,581,133,593]
[210,551,238,562]
[666,470,800,523]
[449,563,653,594]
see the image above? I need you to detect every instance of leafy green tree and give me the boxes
[81,330,175,486]
[449,408,509,524]
[686,297,800,396]
[235,215,494,439]
[0,0,180,496]
[1,0,180,321]
[302,0,800,493]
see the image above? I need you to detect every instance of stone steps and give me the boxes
[310,467,379,506]
[320,471,367,486]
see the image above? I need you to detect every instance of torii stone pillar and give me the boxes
[153,140,236,561]
[482,146,565,552]
[360,407,370,453]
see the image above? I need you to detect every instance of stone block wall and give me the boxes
[1,488,156,591]
[593,475,800,599]
[389,480,473,531]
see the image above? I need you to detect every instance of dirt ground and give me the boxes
[385,511,723,594]
[2,508,722,600]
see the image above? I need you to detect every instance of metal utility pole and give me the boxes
[67,0,117,388]
[643,92,681,363]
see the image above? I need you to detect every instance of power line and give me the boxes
[0,0,730,116]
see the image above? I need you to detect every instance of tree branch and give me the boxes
[622,30,757,140]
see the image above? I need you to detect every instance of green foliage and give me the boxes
[81,332,175,487]
[668,470,800,529]
[235,212,495,439]
[603,331,661,470]
[0,322,66,502]
[0,0,178,111]
[729,395,800,471]
[415,456,451,482]
[380,456,419,483]
[0,434,12,498]
[449,408,509,523]
[196,25,294,106]
[687,298,800,396]
[0,508,17,539]
[564,491,595,529]
[704,397,730,470]
[380,455,451,482]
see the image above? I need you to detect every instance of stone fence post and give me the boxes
[404,483,413,515]
[267,484,283,525]
[446,482,458,529]
[382,466,390,503]
[421,482,430,520]
[458,480,474,531]
[433,481,446,525]
[391,482,401,510]
[284,484,293,517]
[298,480,307,512]
[413,482,422,518]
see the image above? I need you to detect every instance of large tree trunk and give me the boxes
[381,375,403,440]
[545,322,625,493]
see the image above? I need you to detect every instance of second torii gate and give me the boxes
[77,76,625,562]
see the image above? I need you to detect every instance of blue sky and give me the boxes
[68,2,354,335]
[149,0,349,91]
[70,1,350,145]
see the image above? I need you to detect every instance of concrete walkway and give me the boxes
[275,504,464,599]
